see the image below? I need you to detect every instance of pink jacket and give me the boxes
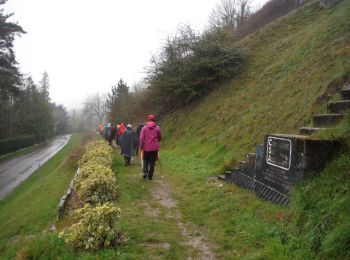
[140,121,162,151]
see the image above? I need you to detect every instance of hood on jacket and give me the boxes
[146,121,157,129]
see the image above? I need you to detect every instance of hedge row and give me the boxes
[0,135,37,156]
[60,140,125,251]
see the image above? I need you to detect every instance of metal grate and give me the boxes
[223,168,290,205]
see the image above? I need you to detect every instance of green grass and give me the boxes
[287,153,350,259]
[0,133,84,258]
[111,153,189,259]
[159,150,290,259]
[7,150,190,259]
[156,1,350,258]
[3,146,349,259]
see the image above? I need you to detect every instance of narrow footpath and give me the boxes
[115,153,218,259]
[150,179,218,259]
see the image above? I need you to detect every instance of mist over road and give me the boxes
[0,135,71,200]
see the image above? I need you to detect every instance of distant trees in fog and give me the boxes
[236,0,309,38]
[209,0,252,31]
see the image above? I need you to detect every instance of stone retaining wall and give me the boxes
[57,168,80,220]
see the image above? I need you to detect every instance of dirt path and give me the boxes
[144,178,218,259]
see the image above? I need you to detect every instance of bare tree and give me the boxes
[236,0,308,38]
[83,93,107,123]
[209,0,252,31]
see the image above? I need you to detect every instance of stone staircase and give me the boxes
[300,85,350,135]
[219,85,349,205]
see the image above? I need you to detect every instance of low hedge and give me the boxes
[0,135,37,156]
[60,140,124,251]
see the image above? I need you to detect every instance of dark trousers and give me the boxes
[142,151,158,179]
[124,155,131,166]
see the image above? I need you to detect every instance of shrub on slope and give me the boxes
[147,27,247,114]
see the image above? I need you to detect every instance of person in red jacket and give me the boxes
[118,122,126,136]
[140,114,162,180]
[117,123,126,146]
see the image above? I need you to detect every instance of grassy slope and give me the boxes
[159,1,350,259]
[0,134,83,257]
[162,0,350,168]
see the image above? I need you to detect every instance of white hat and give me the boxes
[127,124,132,128]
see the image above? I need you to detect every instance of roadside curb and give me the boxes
[57,167,80,220]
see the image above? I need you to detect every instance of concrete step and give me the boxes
[340,85,350,100]
[239,161,246,167]
[218,174,226,181]
[247,153,255,159]
[327,100,350,113]
[313,113,343,127]
[299,127,327,135]
[225,169,238,183]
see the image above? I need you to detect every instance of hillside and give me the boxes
[159,0,350,258]
[162,0,350,168]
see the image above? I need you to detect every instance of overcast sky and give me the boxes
[5,0,269,110]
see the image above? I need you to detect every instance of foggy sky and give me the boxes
[5,0,270,110]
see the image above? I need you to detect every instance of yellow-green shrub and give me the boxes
[59,203,126,250]
[78,163,113,180]
[76,171,119,204]
[77,140,112,168]
[78,153,112,168]
[85,140,110,150]
[74,140,118,204]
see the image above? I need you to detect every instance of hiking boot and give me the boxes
[142,172,147,179]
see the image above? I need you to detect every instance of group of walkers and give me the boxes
[99,114,162,180]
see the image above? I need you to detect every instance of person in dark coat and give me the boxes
[109,125,117,146]
[135,122,144,157]
[104,123,111,141]
[120,124,136,166]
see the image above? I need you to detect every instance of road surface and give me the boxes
[0,135,71,200]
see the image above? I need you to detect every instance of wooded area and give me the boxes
[0,1,68,143]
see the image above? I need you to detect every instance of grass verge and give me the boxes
[2,143,348,259]
[0,133,84,258]
[160,149,290,259]
[158,147,350,259]
[8,149,189,259]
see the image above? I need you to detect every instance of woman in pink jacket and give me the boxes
[140,114,162,180]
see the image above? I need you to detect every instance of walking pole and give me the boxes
[158,151,163,176]
[140,149,144,173]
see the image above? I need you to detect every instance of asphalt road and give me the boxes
[0,134,71,200]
